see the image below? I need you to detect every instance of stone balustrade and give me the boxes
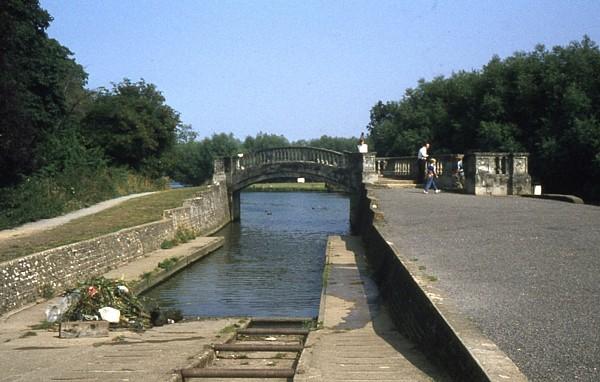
[463,152,531,196]
[235,147,349,170]
[375,152,531,195]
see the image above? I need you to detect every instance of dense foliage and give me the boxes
[82,79,180,177]
[0,1,175,228]
[166,133,241,186]
[0,0,87,186]
[367,37,600,201]
[295,135,362,152]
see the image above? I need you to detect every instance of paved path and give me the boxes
[372,188,600,382]
[0,236,233,382]
[0,192,157,241]
[296,235,450,381]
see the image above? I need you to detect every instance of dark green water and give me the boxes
[143,191,349,317]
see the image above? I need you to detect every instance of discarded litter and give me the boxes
[45,276,183,331]
[45,292,80,323]
[62,277,151,329]
[98,307,121,323]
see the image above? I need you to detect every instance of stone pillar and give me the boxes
[212,158,227,185]
[464,152,510,196]
[361,152,378,185]
[508,153,532,195]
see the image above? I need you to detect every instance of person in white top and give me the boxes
[417,143,430,182]
[357,132,368,153]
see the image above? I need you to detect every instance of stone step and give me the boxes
[374,177,418,189]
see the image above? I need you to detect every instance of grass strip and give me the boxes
[0,186,205,263]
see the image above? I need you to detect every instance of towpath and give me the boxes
[372,188,600,382]
[0,191,157,241]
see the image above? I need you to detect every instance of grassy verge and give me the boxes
[0,167,168,231]
[0,186,206,263]
[245,182,327,192]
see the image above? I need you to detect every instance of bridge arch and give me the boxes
[213,146,377,229]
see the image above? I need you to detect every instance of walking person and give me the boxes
[423,158,441,194]
[417,143,430,183]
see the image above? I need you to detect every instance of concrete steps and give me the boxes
[374,177,418,189]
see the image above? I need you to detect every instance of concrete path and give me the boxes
[372,188,600,382]
[295,235,450,382]
[0,236,232,382]
[0,191,157,241]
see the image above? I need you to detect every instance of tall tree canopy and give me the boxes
[82,79,180,175]
[0,0,87,186]
[367,37,600,201]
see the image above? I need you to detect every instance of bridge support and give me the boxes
[230,190,241,221]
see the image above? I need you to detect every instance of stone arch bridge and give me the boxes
[212,146,377,229]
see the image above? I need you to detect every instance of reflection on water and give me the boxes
[142,192,349,317]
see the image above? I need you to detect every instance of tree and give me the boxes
[0,0,87,186]
[166,133,241,185]
[82,79,180,175]
[243,132,289,152]
[294,135,361,152]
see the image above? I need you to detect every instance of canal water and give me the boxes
[143,191,349,318]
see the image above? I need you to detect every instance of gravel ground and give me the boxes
[373,188,600,382]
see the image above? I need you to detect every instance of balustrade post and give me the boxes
[508,153,532,195]
[361,152,378,184]
[212,157,227,185]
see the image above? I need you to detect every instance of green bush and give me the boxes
[157,257,179,271]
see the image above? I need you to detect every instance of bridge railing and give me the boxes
[375,154,465,190]
[375,156,417,179]
[235,147,349,171]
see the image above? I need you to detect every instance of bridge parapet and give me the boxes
[235,146,348,170]
[464,152,531,196]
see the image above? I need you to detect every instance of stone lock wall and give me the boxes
[0,184,231,316]
[357,184,526,381]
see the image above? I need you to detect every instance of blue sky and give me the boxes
[41,1,600,141]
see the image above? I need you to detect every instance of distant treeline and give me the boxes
[367,37,600,202]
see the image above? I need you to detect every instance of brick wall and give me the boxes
[0,184,231,315]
